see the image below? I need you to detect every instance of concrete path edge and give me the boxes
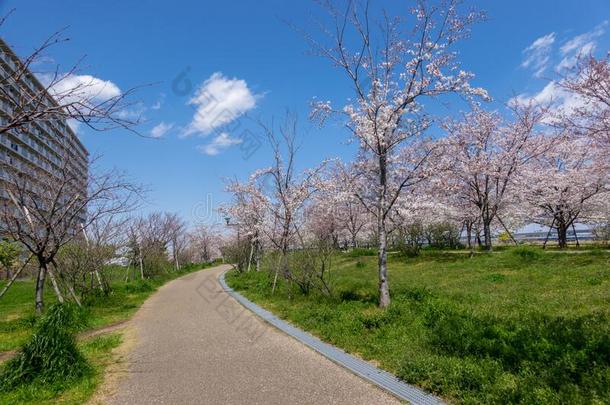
[219,270,445,405]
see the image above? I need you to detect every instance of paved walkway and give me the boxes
[108,265,400,404]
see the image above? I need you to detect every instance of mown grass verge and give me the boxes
[226,247,610,404]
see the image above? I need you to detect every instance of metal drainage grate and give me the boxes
[219,271,445,405]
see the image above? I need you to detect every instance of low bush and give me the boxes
[0,303,91,391]
[424,222,462,249]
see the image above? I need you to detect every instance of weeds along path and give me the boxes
[105,264,400,404]
[0,319,130,364]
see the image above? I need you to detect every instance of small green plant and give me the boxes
[0,303,91,390]
[0,239,20,279]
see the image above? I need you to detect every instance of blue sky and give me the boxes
[1,0,609,225]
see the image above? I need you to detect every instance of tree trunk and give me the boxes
[378,215,390,308]
[173,239,180,271]
[466,222,472,249]
[572,222,580,248]
[247,239,254,273]
[483,217,493,251]
[35,259,48,314]
[255,238,261,272]
[377,153,390,308]
[557,220,568,249]
[139,254,144,280]
[94,269,104,291]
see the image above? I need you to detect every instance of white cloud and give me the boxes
[35,73,122,133]
[40,73,122,103]
[509,81,586,122]
[521,32,556,77]
[560,21,607,55]
[150,121,173,138]
[198,132,242,156]
[557,21,607,71]
[510,81,562,105]
[184,72,259,137]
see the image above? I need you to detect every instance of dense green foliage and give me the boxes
[227,247,610,404]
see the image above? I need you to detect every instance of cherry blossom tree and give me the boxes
[222,177,267,272]
[316,161,371,248]
[306,197,341,248]
[442,104,550,250]
[225,115,326,291]
[187,224,222,263]
[557,54,610,147]
[309,0,488,307]
[521,137,609,249]
[124,212,183,279]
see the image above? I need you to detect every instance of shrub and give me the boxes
[498,231,512,243]
[0,303,91,390]
[396,222,425,257]
[424,222,462,249]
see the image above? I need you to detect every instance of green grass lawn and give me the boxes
[226,246,610,404]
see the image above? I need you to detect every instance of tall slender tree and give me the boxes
[309,0,488,307]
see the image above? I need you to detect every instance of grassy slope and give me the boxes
[226,247,610,404]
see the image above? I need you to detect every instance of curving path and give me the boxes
[107,265,401,404]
